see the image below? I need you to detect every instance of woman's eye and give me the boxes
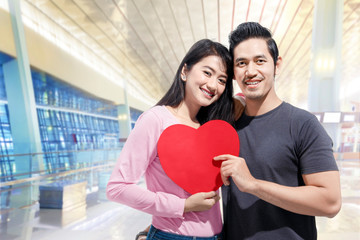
[218,79,227,84]
[204,71,211,76]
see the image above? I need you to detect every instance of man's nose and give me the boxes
[246,62,257,77]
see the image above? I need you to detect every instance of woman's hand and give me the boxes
[184,191,220,213]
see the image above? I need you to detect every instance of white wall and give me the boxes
[0,9,151,112]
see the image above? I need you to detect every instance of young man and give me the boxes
[214,22,341,239]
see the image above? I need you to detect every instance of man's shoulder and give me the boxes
[283,102,316,121]
[280,103,324,136]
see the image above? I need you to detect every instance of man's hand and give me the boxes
[214,154,256,192]
[184,191,220,213]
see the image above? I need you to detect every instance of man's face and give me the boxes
[233,38,281,101]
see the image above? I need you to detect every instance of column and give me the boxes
[3,1,43,239]
[118,78,132,138]
[308,0,343,112]
[3,0,43,177]
[308,0,343,150]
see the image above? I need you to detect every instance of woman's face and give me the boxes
[182,55,228,108]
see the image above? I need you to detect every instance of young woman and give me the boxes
[106,39,234,239]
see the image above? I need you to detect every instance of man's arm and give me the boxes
[233,95,245,121]
[214,154,342,218]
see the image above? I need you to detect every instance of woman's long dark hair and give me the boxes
[156,39,234,125]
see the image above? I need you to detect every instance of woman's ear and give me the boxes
[181,64,188,81]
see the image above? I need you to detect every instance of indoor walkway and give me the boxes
[18,159,360,240]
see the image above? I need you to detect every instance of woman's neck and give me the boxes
[167,102,200,128]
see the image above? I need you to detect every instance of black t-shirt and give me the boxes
[222,102,338,240]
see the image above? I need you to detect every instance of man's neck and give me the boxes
[244,97,283,116]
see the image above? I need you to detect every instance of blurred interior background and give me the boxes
[0,0,359,239]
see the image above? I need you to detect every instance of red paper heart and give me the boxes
[158,120,239,194]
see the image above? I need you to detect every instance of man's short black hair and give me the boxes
[229,22,279,66]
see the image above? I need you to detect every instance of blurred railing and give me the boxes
[0,147,122,239]
[0,148,121,182]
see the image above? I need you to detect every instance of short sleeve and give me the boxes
[296,116,338,174]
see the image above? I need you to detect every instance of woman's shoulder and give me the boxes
[142,105,169,118]
[136,105,173,125]
[133,105,177,136]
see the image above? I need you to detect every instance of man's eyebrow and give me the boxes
[235,57,246,63]
[255,54,267,59]
[235,54,267,63]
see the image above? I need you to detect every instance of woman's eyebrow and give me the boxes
[203,66,227,78]
[201,65,215,73]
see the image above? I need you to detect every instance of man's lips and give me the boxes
[244,77,263,86]
[245,81,261,85]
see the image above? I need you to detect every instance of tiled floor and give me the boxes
[316,160,360,240]
[2,160,360,240]
[31,201,152,240]
[30,181,153,240]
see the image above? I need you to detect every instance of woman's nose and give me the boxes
[206,77,217,91]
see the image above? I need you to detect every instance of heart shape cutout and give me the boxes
[158,120,239,194]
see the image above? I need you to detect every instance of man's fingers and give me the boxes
[220,164,234,186]
[215,154,241,185]
[220,169,230,186]
[213,154,233,161]
[223,177,230,186]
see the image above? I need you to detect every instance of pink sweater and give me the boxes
[106,105,222,236]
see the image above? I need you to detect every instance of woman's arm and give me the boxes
[106,110,185,218]
[106,108,221,218]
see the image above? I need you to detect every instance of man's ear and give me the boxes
[275,56,283,76]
